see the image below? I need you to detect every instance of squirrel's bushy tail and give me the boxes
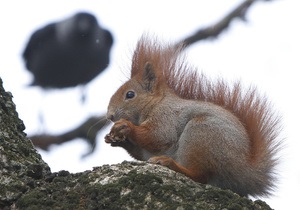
[133,36,282,196]
[186,75,282,196]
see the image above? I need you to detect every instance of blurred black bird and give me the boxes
[22,12,113,88]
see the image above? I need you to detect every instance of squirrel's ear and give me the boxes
[142,62,156,91]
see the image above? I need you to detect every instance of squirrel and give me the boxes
[104,35,282,197]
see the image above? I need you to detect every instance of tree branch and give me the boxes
[176,0,269,48]
[30,115,109,158]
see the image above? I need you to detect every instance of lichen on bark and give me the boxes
[0,78,50,207]
[15,161,272,210]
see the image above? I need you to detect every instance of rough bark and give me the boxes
[0,78,51,208]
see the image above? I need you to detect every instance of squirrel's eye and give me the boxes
[125,91,135,99]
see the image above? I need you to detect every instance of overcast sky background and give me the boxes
[0,0,299,209]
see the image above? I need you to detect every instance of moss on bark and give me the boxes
[0,78,50,208]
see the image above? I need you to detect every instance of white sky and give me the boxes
[0,1,299,209]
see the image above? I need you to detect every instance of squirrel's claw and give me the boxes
[104,119,131,144]
[148,156,174,167]
[104,133,126,144]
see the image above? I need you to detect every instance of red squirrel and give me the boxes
[105,35,282,197]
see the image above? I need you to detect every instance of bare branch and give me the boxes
[30,115,110,158]
[176,0,269,48]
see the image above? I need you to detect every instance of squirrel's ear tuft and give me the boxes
[142,62,156,91]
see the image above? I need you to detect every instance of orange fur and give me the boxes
[132,36,281,166]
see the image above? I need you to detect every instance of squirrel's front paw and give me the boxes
[105,119,131,144]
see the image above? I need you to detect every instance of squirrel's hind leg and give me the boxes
[148,156,208,183]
